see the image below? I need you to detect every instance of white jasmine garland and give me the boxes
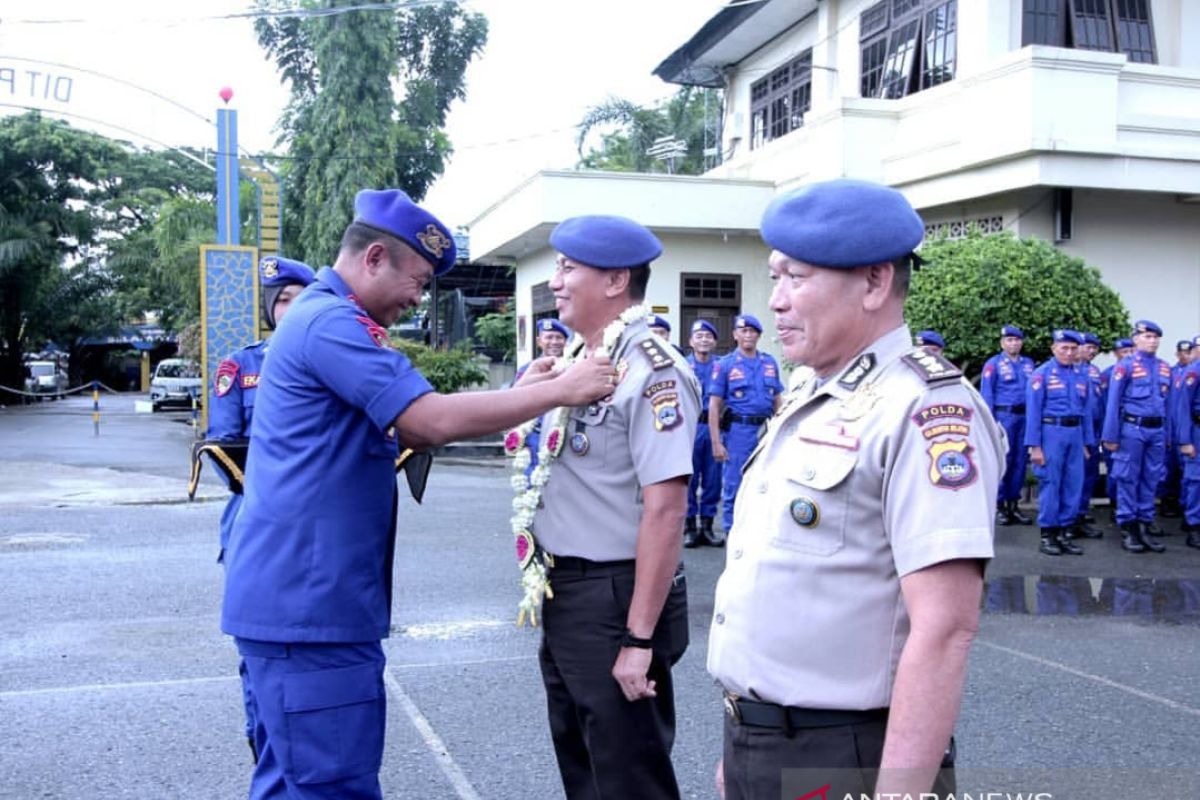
[504,303,648,626]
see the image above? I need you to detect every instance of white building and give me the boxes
[470,0,1200,362]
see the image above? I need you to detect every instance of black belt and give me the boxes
[548,555,635,576]
[1042,416,1083,427]
[1192,412,1200,425]
[730,414,769,425]
[724,693,888,732]
[698,409,709,424]
[1123,413,1164,429]
[994,404,1025,413]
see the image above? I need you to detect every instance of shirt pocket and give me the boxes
[567,403,610,466]
[770,447,857,556]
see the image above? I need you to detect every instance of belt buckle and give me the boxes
[723,692,742,723]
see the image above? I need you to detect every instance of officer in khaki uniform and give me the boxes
[532,215,699,799]
[707,180,1003,800]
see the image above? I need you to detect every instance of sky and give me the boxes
[0,0,727,229]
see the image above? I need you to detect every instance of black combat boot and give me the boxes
[683,517,701,548]
[1137,521,1166,553]
[1010,500,1034,526]
[700,516,724,547]
[1145,520,1167,536]
[1120,521,1147,553]
[1057,528,1084,555]
[995,503,1013,526]
[1073,515,1102,539]
[1039,528,1063,556]
[1186,525,1200,550]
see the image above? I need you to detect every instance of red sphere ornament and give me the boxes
[219,87,234,104]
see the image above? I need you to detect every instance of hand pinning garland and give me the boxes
[504,303,649,626]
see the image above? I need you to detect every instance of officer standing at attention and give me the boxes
[1161,339,1194,518]
[708,179,1003,800]
[685,319,722,547]
[1170,343,1200,549]
[915,329,945,355]
[207,255,313,763]
[1099,337,1134,516]
[709,314,783,540]
[1072,332,1104,538]
[515,318,570,383]
[1025,330,1093,555]
[1102,320,1172,554]
[533,215,698,799]
[979,325,1035,526]
[220,189,615,800]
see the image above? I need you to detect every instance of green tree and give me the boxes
[576,87,722,175]
[392,338,487,393]
[906,231,1129,376]
[255,0,488,264]
[474,309,516,362]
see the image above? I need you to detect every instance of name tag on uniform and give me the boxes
[798,420,859,451]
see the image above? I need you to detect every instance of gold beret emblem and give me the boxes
[416,224,452,260]
[261,258,279,279]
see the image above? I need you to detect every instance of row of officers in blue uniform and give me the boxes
[979,320,1200,556]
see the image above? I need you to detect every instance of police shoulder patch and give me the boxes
[638,338,674,371]
[901,349,962,385]
[214,359,238,397]
[355,315,392,348]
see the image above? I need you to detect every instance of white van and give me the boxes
[149,358,201,411]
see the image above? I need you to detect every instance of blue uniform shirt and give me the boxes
[710,351,783,416]
[209,340,268,440]
[222,267,434,643]
[1025,358,1095,448]
[1082,362,1103,431]
[1171,362,1200,447]
[979,352,1034,410]
[687,352,719,407]
[1102,351,1171,443]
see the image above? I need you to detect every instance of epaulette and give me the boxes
[637,338,676,371]
[901,348,962,385]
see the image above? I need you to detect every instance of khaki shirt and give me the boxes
[535,319,700,561]
[707,325,1003,709]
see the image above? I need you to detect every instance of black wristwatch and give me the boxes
[620,629,653,649]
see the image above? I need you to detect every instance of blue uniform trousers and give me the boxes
[721,422,761,531]
[996,411,1028,504]
[687,425,721,519]
[1033,425,1085,528]
[1103,448,1117,505]
[236,639,386,800]
[218,498,258,745]
[1110,423,1166,524]
[1079,429,1100,517]
[1181,454,1200,526]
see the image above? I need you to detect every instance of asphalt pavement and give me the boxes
[1,394,1198,799]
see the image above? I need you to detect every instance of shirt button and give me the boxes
[715,613,726,625]
[757,482,768,493]
[803,466,816,480]
[733,548,743,559]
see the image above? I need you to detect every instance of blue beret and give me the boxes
[260,256,314,287]
[1082,332,1101,346]
[536,318,570,338]
[353,189,457,276]
[1053,329,1083,344]
[1193,335,1200,348]
[1000,325,1024,339]
[1116,338,1134,349]
[691,319,717,337]
[1133,319,1162,336]
[915,330,945,348]
[734,314,763,333]
[550,215,662,269]
[647,314,671,332]
[1177,339,1193,352]
[760,179,924,268]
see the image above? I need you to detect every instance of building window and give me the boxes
[680,273,741,354]
[860,0,957,99]
[1021,0,1156,63]
[749,50,812,150]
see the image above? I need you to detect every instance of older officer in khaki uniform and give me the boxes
[708,180,1004,800]
[530,215,700,799]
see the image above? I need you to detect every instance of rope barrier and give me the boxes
[0,380,133,398]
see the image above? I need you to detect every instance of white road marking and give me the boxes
[384,667,483,800]
[399,619,508,640]
[978,640,1200,717]
[0,674,237,698]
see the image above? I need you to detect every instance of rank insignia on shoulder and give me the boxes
[639,338,674,370]
[355,315,392,348]
[836,353,876,391]
[215,360,238,397]
[902,349,962,384]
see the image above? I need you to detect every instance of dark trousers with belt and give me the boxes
[722,707,956,800]
[539,557,689,800]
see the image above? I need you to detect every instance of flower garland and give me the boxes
[504,302,649,626]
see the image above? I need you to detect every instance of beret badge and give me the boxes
[260,258,279,279]
[417,224,452,260]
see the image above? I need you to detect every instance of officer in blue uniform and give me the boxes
[1072,332,1104,539]
[1102,320,1172,554]
[915,329,945,355]
[685,319,722,547]
[1170,348,1200,549]
[513,318,571,471]
[709,314,783,538]
[980,324,1035,526]
[648,314,671,339]
[1161,339,1194,518]
[1099,337,1134,516]
[220,189,614,800]
[1025,329,1093,555]
[208,255,313,763]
